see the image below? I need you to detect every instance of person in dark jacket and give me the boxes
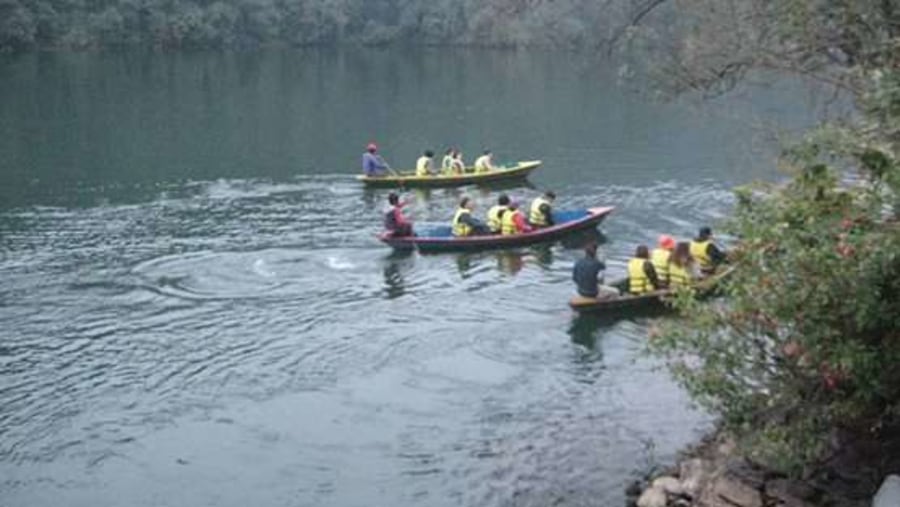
[573,242,619,299]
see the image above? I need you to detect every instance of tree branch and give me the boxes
[606,0,672,55]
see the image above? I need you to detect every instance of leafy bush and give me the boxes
[650,69,900,474]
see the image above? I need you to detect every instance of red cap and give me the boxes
[659,234,676,250]
[366,143,378,152]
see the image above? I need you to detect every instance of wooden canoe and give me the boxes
[379,206,614,253]
[357,160,541,188]
[569,266,733,314]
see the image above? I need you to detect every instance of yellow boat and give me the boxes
[356,160,541,188]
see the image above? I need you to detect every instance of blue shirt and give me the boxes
[363,152,388,176]
[573,255,605,298]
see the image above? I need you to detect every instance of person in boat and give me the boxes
[452,196,489,237]
[451,150,466,173]
[573,242,620,300]
[528,191,556,228]
[668,241,696,289]
[486,194,510,234]
[500,201,533,235]
[441,148,455,174]
[416,150,435,176]
[362,142,390,176]
[628,245,662,295]
[689,226,727,275]
[384,192,413,237]
[474,150,495,173]
[650,234,676,288]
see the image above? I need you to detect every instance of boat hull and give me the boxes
[357,160,541,188]
[569,267,733,314]
[379,206,614,253]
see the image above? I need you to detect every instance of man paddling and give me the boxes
[363,142,391,176]
[384,192,413,237]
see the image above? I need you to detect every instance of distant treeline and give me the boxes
[0,0,630,51]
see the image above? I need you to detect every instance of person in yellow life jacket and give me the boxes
[689,226,727,275]
[528,191,556,227]
[486,194,510,234]
[627,245,662,295]
[668,242,696,289]
[441,148,455,174]
[451,150,466,173]
[416,150,435,176]
[452,196,488,237]
[650,234,676,288]
[474,150,494,173]
[500,201,533,235]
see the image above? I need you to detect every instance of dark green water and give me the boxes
[0,49,811,506]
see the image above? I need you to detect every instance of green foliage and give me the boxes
[650,58,900,474]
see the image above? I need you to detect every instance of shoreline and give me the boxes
[627,426,900,507]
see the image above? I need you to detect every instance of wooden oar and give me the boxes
[380,157,399,176]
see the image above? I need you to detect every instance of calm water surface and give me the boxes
[0,49,812,506]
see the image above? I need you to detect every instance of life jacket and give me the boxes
[690,239,713,272]
[441,155,454,173]
[529,196,551,226]
[501,209,523,235]
[628,258,654,295]
[487,205,508,233]
[474,155,491,173]
[416,156,432,176]
[668,262,691,289]
[650,248,671,286]
[452,207,473,236]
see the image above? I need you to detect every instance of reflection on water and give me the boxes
[567,309,674,350]
[0,175,732,507]
[383,250,415,299]
[496,251,525,275]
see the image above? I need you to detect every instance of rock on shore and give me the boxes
[628,433,823,507]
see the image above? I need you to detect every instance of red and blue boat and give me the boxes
[378,206,614,253]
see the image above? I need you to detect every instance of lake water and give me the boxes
[0,48,813,506]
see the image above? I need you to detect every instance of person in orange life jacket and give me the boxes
[384,192,413,237]
[500,201,533,235]
[650,234,676,288]
[627,245,662,294]
[689,226,727,275]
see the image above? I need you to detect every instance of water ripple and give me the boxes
[0,175,722,504]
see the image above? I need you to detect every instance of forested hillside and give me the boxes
[0,0,635,50]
